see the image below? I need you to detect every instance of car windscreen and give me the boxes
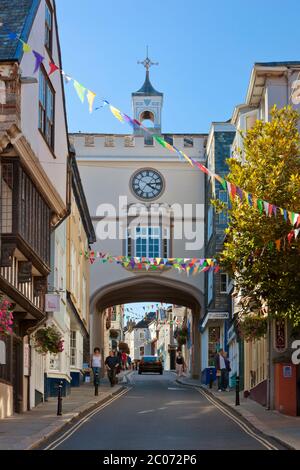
[142,357,158,362]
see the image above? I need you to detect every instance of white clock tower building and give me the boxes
[132,53,163,137]
[71,54,207,379]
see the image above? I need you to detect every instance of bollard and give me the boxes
[209,368,213,389]
[94,371,99,396]
[57,380,63,416]
[235,376,240,406]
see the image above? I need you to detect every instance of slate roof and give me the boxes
[0,0,41,61]
[255,61,300,67]
[132,70,163,97]
[135,312,157,329]
[135,319,150,329]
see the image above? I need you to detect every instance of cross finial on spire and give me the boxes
[138,46,159,72]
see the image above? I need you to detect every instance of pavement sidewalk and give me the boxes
[0,371,132,450]
[176,376,300,450]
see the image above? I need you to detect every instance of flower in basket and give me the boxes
[33,325,64,355]
[0,298,13,336]
[238,314,268,342]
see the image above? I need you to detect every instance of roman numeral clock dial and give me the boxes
[131,169,164,200]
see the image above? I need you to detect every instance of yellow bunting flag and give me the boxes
[73,81,86,103]
[87,90,96,113]
[22,41,31,53]
[181,151,194,167]
[110,105,124,123]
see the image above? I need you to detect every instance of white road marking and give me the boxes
[168,387,186,391]
[138,409,155,414]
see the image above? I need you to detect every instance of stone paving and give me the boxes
[0,372,131,450]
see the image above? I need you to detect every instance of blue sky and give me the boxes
[56,0,300,135]
[124,303,172,323]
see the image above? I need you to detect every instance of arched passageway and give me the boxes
[90,275,204,379]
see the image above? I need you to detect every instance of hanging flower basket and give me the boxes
[177,335,187,346]
[0,298,13,336]
[238,315,268,342]
[176,325,189,345]
[33,325,64,355]
[118,342,130,354]
[109,329,119,339]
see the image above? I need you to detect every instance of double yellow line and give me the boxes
[196,388,280,450]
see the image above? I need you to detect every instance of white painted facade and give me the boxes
[44,222,71,396]
[72,72,207,367]
[17,0,70,407]
[19,0,68,206]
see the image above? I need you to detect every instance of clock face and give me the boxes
[131,169,164,200]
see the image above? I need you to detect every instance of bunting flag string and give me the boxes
[73,80,86,103]
[1,25,98,113]
[2,24,300,229]
[32,50,44,74]
[103,99,300,232]
[81,251,219,275]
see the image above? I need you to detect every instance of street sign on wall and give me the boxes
[45,294,61,313]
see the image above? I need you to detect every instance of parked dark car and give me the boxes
[138,356,163,375]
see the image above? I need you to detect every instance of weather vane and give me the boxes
[138,46,159,71]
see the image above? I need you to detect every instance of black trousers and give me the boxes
[107,368,116,386]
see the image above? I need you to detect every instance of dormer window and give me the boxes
[45,1,53,54]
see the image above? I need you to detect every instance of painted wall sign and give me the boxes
[45,294,61,313]
[274,318,287,352]
[283,365,292,378]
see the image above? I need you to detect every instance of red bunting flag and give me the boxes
[231,184,237,200]
[268,204,273,217]
[49,61,59,75]
[287,230,294,244]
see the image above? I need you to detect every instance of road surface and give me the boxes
[41,371,283,450]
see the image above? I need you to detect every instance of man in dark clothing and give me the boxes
[105,351,119,387]
[215,349,227,391]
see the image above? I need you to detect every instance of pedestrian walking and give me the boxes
[116,350,122,374]
[105,350,119,387]
[215,349,227,391]
[224,351,231,391]
[127,355,132,370]
[91,347,102,387]
[121,351,127,370]
[176,351,185,377]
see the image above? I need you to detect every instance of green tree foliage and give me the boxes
[218,106,300,327]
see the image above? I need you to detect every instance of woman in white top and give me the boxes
[91,347,102,386]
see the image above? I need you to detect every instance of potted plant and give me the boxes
[109,329,119,339]
[238,315,268,342]
[33,325,64,355]
[118,342,130,354]
[0,298,13,336]
[176,325,189,346]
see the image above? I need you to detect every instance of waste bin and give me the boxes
[275,363,297,416]
[202,367,216,385]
